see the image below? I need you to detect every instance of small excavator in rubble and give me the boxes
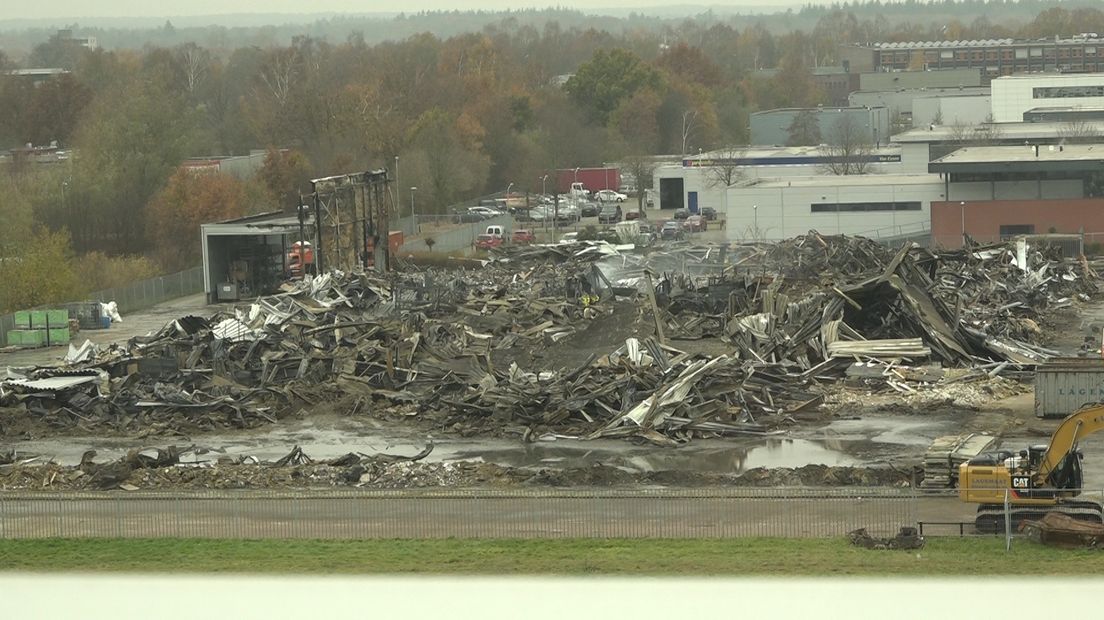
[959,403,1104,533]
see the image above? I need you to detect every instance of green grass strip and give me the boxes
[2,538,1104,575]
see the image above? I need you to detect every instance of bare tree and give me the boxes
[702,145,747,221]
[1059,119,1101,144]
[820,116,873,175]
[178,44,210,98]
[681,109,698,154]
[786,110,821,146]
[622,155,656,213]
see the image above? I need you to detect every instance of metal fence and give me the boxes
[398,215,514,254]
[0,266,205,348]
[0,487,920,540]
[83,266,205,315]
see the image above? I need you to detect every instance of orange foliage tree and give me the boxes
[148,168,247,271]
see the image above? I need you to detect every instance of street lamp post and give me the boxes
[541,175,548,195]
[960,201,966,247]
[411,187,418,234]
[752,204,759,240]
[394,155,399,207]
[573,167,580,186]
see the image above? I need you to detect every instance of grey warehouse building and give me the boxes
[750,107,891,147]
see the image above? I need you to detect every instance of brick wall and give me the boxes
[930,198,1104,247]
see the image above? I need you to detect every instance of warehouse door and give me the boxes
[659,178,684,211]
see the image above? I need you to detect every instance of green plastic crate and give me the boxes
[47,328,70,346]
[13,311,31,329]
[47,309,68,326]
[8,329,43,348]
[29,311,48,328]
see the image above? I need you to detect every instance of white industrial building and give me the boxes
[723,174,944,241]
[991,73,1104,122]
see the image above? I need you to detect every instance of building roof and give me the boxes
[992,72,1104,81]
[854,36,1102,50]
[892,121,1104,143]
[201,210,308,236]
[741,173,943,188]
[752,106,886,116]
[929,144,1104,173]
[850,87,990,97]
[4,68,69,77]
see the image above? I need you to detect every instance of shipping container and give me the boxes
[1035,357,1104,418]
[554,167,620,194]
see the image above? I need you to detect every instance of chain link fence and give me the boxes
[0,266,204,348]
[0,487,920,540]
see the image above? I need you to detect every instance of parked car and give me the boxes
[700,207,717,221]
[468,206,503,218]
[683,215,707,232]
[660,221,684,240]
[559,231,579,244]
[598,204,623,224]
[580,202,600,217]
[595,189,628,203]
[673,208,690,220]
[624,209,642,221]
[557,204,581,223]
[452,209,484,224]
[645,189,656,209]
[511,229,536,245]
[474,234,503,250]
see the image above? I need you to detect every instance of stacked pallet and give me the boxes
[6,310,71,348]
[921,433,998,489]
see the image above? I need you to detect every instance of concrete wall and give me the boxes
[946,179,1085,201]
[750,108,890,146]
[931,198,1104,247]
[911,95,992,127]
[723,178,944,241]
[858,68,982,91]
[992,74,1104,122]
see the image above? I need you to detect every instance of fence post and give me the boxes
[1004,488,1012,551]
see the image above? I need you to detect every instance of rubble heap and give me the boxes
[0,234,1097,446]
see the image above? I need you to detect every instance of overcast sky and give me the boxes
[0,1,808,21]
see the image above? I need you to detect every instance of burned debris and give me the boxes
[0,233,1097,451]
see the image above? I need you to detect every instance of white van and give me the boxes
[485,225,506,238]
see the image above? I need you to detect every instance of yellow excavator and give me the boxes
[959,403,1104,533]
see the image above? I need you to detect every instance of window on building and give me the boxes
[1087,47,1098,55]
[940,50,954,59]
[1030,47,1043,57]
[811,202,922,213]
[999,224,1035,236]
[1034,85,1104,98]
[1015,48,1029,59]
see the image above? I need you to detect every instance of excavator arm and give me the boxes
[1035,403,1104,486]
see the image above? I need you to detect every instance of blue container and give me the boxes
[100,316,111,329]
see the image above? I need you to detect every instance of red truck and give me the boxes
[555,167,620,195]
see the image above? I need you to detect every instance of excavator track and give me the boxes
[974,501,1104,534]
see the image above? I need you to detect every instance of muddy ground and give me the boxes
[3,289,1104,491]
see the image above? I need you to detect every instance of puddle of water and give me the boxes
[449,438,858,474]
[811,416,950,447]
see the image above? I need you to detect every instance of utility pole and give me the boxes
[411,187,418,235]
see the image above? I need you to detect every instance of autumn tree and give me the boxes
[70,74,198,254]
[655,44,723,89]
[148,169,249,270]
[0,229,80,313]
[403,108,490,213]
[621,155,656,212]
[786,110,822,146]
[565,48,661,125]
[259,148,315,212]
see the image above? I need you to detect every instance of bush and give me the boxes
[72,252,161,293]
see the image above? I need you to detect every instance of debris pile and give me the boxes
[847,526,925,550]
[920,433,998,488]
[0,444,914,490]
[1021,513,1104,548]
[0,234,1096,447]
